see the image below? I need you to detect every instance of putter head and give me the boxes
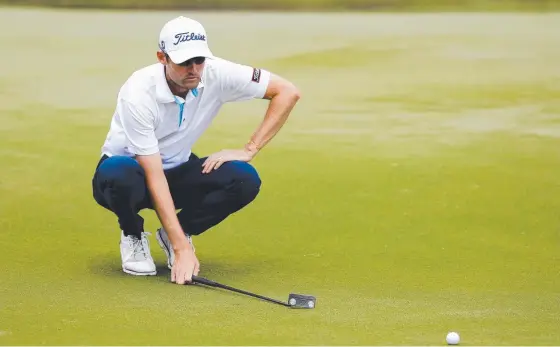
[288,293,316,309]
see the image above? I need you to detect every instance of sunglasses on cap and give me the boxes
[177,56,206,67]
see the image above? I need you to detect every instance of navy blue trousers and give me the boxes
[91,153,261,238]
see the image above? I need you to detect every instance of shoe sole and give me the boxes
[122,267,157,276]
[155,230,173,270]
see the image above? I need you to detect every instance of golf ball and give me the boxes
[307,300,315,308]
[446,332,460,345]
[289,298,297,306]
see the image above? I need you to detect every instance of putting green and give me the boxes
[0,8,559,345]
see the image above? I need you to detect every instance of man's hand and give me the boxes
[171,248,200,285]
[201,149,255,174]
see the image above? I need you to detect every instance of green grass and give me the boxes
[0,8,559,346]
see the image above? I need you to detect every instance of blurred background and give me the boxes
[2,0,559,11]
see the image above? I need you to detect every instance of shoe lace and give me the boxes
[130,232,151,261]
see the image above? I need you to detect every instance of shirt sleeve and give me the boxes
[118,98,159,156]
[217,59,271,103]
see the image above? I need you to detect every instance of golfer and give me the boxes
[91,16,300,285]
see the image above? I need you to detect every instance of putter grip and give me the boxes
[192,275,218,287]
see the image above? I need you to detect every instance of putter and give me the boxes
[191,275,316,309]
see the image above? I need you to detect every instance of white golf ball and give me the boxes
[446,332,460,345]
[289,298,296,306]
[307,300,315,308]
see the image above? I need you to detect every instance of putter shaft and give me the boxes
[192,275,290,307]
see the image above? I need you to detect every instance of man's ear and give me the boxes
[156,51,167,64]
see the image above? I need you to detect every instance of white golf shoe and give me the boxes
[155,227,195,270]
[120,231,157,276]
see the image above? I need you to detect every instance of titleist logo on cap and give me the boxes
[173,32,206,45]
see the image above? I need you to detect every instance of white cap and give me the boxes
[158,16,214,64]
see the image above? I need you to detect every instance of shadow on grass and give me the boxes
[83,252,300,308]
[88,252,262,285]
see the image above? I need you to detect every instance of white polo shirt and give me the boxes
[101,57,271,169]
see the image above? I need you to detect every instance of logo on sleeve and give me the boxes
[252,68,261,83]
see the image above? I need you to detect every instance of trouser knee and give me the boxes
[93,156,146,209]
[228,161,262,208]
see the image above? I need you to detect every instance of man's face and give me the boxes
[158,52,206,90]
